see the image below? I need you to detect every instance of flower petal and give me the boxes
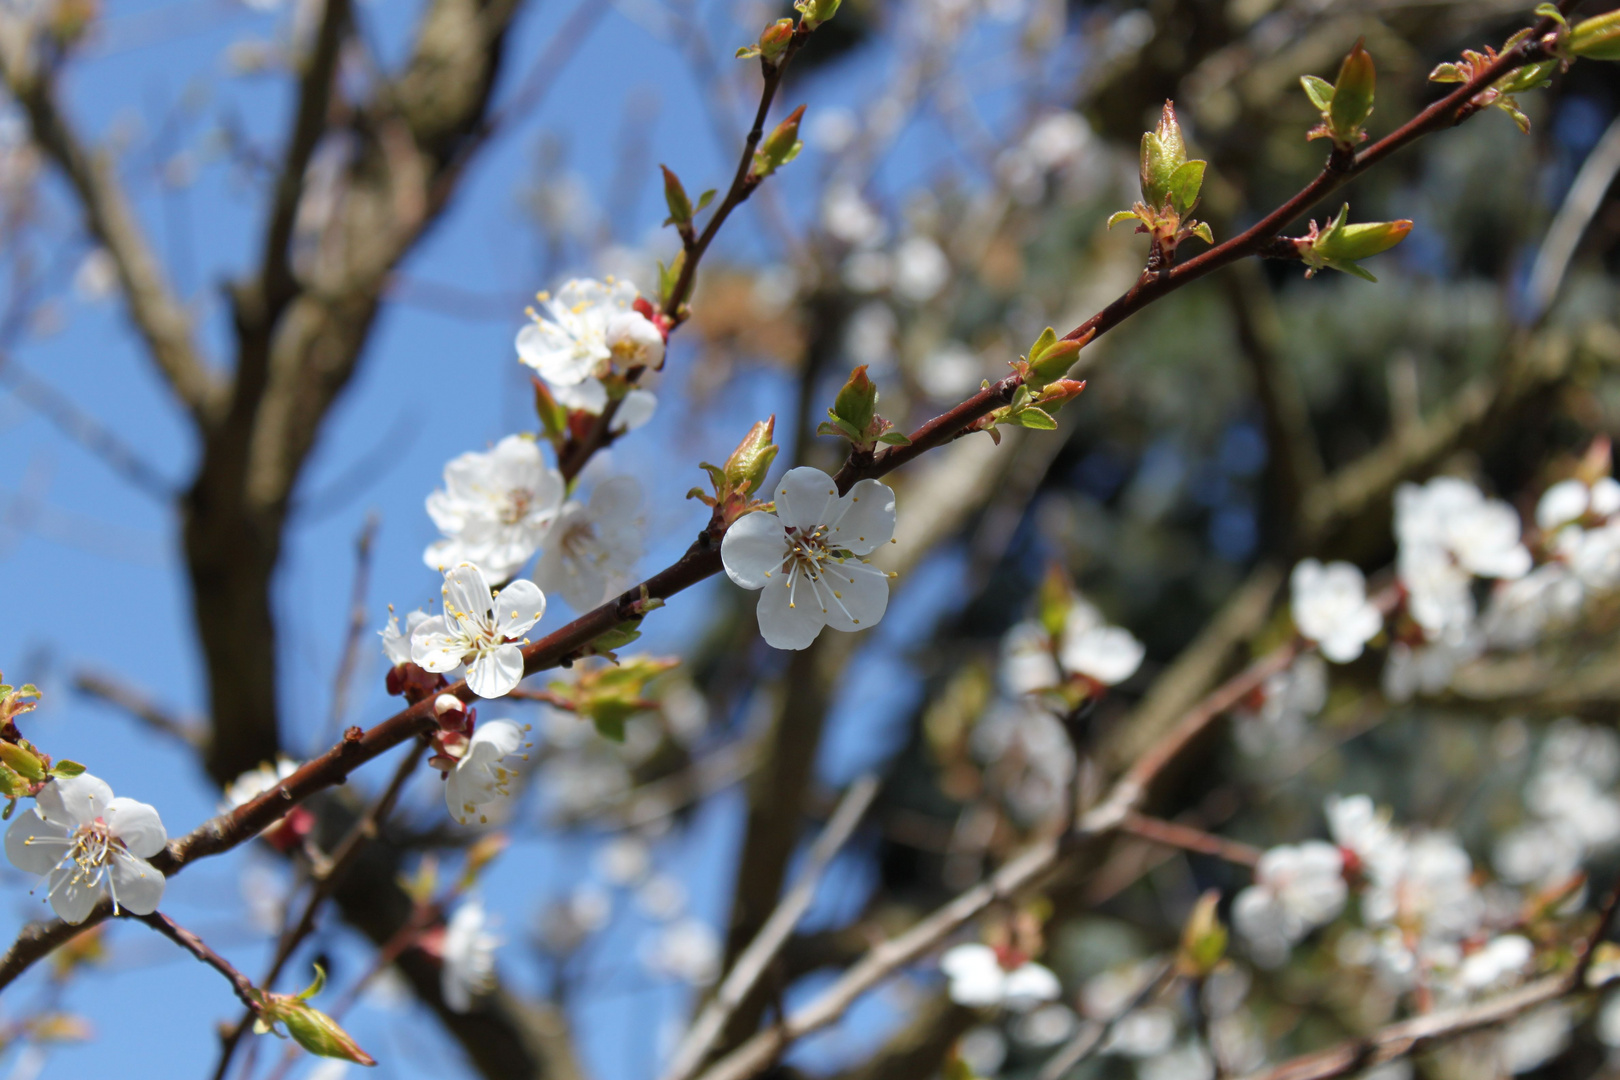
[442,564,495,628]
[553,377,609,414]
[470,719,524,759]
[46,862,103,924]
[108,852,165,915]
[818,560,889,633]
[773,467,840,533]
[828,480,896,556]
[411,616,467,672]
[468,645,525,699]
[755,571,828,650]
[721,511,786,590]
[106,798,167,859]
[5,810,72,876]
[611,389,658,433]
[37,774,114,829]
[1002,963,1062,1010]
[492,579,546,638]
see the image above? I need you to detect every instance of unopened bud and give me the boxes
[794,0,840,29]
[660,165,693,226]
[1176,889,1228,978]
[0,742,45,782]
[751,105,805,180]
[1327,40,1375,142]
[723,417,779,497]
[434,694,463,718]
[253,966,378,1066]
[1139,102,1186,209]
[832,365,878,434]
[1570,11,1620,61]
[1025,328,1084,388]
[757,18,795,62]
[1299,204,1411,281]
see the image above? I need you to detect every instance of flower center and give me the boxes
[778,525,867,624]
[26,816,138,909]
[500,488,533,525]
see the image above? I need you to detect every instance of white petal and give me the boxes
[423,537,467,575]
[1538,479,1590,531]
[611,390,657,433]
[468,645,525,699]
[721,512,786,590]
[773,467,840,533]
[46,863,103,924]
[492,579,546,638]
[818,560,889,633]
[108,851,165,915]
[553,377,609,414]
[444,769,478,824]
[590,476,643,525]
[828,480,896,556]
[470,719,524,759]
[5,810,71,876]
[411,617,466,672]
[37,774,114,829]
[756,572,828,650]
[559,558,610,613]
[940,943,999,980]
[105,798,166,859]
[1002,963,1062,1010]
[442,564,495,626]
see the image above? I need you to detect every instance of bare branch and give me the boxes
[665,775,881,1080]
[134,910,260,1013]
[72,670,205,750]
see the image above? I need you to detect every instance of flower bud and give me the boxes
[1024,328,1084,388]
[753,18,795,63]
[1570,12,1620,61]
[1327,40,1375,142]
[0,742,45,782]
[434,693,464,718]
[723,417,779,497]
[750,105,805,180]
[276,1003,377,1066]
[1139,102,1186,209]
[660,164,693,226]
[1176,889,1228,978]
[832,365,878,435]
[1298,204,1411,281]
[794,0,840,29]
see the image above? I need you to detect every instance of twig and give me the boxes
[133,911,260,1013]
[72,670,204,749]
[1573,874,1620,990]
[1035,959,1176,1080]
[1525,112,1620,325]
[1119,812,1262,868]
[663,775,881,1080]
[326,513,379,733]
[210,739,427,1080]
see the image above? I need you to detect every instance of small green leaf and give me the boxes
[1571,11,1620,60]
[1106,209,1140,230]
[695,189,717,214]
[876,431,912,445]
[1428,62,1465,84]
[1300,74,1334,112]
[1167,159,1205,217]
[49,760,85,778]
[1015,407,1057,430]
[593,714,626,742]
[1189,221,1214,246]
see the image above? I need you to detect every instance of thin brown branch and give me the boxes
[0,55,216,416]
[326,512,380,732]
[664,775,881,1080]
[1119,812,1262,868]
[133,910,260,1013]
[211,739,427,1080]
[72,670,205,749]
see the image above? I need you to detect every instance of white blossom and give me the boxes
[532,477,643,612]
[1325,794,1401,877]
[552,380,658,434]
[4,774,166,923]
[380,609,430,666]
[1231,841,1346,967]
[999,621,1061,695]
[423,435,564,582]
[441,898,500,1012]
[1289,559,1382,663]
[1455,934,1533,993]
[445,719,528,825]
[516,278,662,388]
[939,943,1062,1010]
[1058,600,1144,685]
[222,756,299,810]
[1395,478,1530,639]
[892,236,950,302]
[411,564,546,699]
[1234,655,1326,756]
[1536,475,1620,531]
[643,918,720,984]
[721,466,896,650]
[1361,832,1482,945]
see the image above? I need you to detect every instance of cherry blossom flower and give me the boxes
[423,435,564,583]
[1231,841,1346,967]
[1455,934,1533,994]
[1395,477,1530,638]
[1536,476,1620,531]
[643,918,720,985]
[720,466,896,650]
[443,718,528,825]
[999,620,1062,695]
[532,477,644,612]
[940,943,1062,1010]
[552,380,658,434]
[411,564,546,699]
[440,898,500,1011]
[1058,600,1145,685]
[516,278,663,388]
[380,609,429,667]
[1289,559,1382,663]
[4,774,167,923]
